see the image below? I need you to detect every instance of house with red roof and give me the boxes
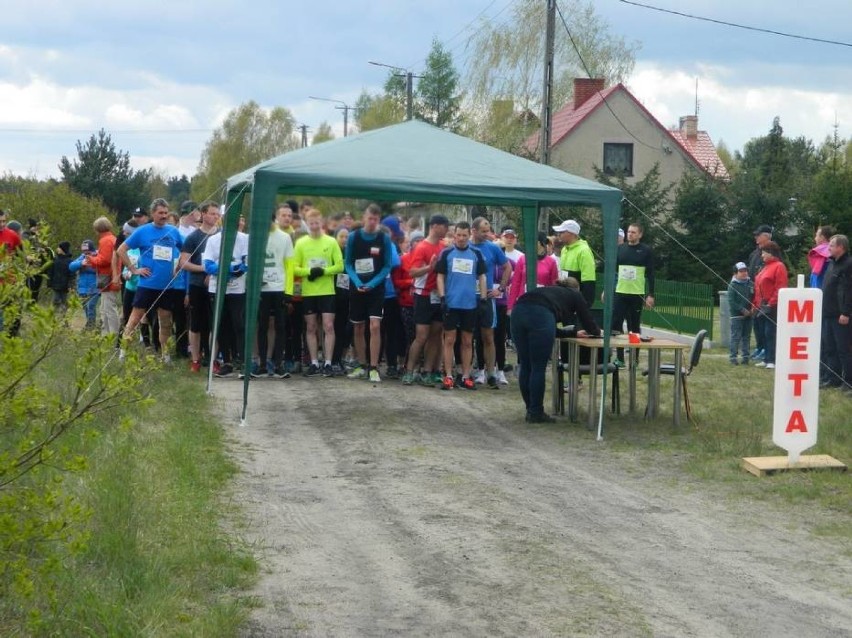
[526,78,729,193]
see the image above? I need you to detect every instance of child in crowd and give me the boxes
[728,261,754,365]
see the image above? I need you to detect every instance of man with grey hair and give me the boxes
[820,234,851,391]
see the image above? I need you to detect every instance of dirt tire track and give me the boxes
[219,378,852,637]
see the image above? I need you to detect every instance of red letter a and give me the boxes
[785,410,809,433]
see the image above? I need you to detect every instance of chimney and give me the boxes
[679,115,698,140]
[573,78,605,110]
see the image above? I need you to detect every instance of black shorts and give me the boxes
[349,286,385,323]
[476,297,496,329]
[133,287,179,312]
[188,285,211,332]
[303,294,336,316]
[413,294,442,325]
[443,307,477,333]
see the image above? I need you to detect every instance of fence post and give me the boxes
[718,290,730,348]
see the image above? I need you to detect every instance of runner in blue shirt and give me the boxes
[471,217,512,388]
[436,221,487,391]
[116,198,184,362]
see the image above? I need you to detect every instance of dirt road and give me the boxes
[217,376,852,637]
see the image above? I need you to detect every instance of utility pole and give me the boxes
[538,0,557,231]
[299,124,309,148]
[540,0,556,165]
[369,61,423,121]
[308,96,356,137]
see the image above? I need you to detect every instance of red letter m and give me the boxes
[788,300,814,323]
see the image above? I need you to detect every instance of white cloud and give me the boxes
[627,62,852,152]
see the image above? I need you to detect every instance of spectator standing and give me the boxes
[808,225,834,289]
[748,224,773,360]
[554,219,596,307]
[68,240,100,329]
[727,262,754,365]
[507,232,559,311]
[85,216,121,337]
[752,241,788,370]
[47,241,73,312]
[819,234,851,391]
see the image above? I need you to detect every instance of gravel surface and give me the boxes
[215,375,852,638]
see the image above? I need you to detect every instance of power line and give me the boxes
[0,128,211,135]
[555,2,660,151]
[619,0,852,48]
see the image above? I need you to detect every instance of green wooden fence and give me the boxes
[595,278,714,339]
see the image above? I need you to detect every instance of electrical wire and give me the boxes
[555,1,660,151]
[619,0,852,48]
[620,195,845,384]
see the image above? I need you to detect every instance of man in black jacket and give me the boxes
[820,234,851,391]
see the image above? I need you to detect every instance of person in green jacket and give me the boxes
[554,219,596,307]
[293,208,344,377]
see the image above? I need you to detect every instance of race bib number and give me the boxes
[336,273,350,290]
[355,258,374,275]
[263,267,282,284]
[153,245,172,261]
[451,257,473,275]
[429,290,441,304]
[308,257,327,269]
[227,277,240,290]
[619,265,638,281]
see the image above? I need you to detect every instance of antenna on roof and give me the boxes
[695,78,700,118]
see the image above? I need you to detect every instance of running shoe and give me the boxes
[215,363,234,378]
[487,375,499,390]
[613,359,626,369]
[368,368,381,383]
[441,375,454,391]
[460,376,476,391]
[765,363,775,370]
[431,371,443,386]
[304,363,322,377]
[401,371,415,385]
[496,370,508,385]
[473,369,486,384]
[347,366,367,380]
[754,361,767,368]
[273,366,291,379]
[322,363,334,378]
[250,362,261,378]
[385,365,399,379]
[190,360,201,373]
[266,360,275,376]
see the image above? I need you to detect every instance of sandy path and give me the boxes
[216,377,852,638]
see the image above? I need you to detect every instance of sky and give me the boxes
[0,0,849,191]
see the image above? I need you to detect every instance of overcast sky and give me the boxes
[0,0,849,188]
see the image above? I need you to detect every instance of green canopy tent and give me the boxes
[212,120,622,439]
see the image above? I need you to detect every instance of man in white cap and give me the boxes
[553,219,596,307]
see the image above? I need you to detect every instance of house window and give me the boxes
[603,143,633,177]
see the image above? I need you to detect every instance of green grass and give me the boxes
[596,341,851,541]
[2,339,257,636]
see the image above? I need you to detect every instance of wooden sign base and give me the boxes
[741,454,847,477]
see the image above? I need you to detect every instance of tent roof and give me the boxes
[227,120,621,208]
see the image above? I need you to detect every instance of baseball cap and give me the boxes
[552,219,581,234]
[501,227,517,237]
[180,200,198,215]
[81,239,96,252]
[132,207,147,217]
[381,216,404,240]
[753,224,772,235]
[734,261,748,271]
[409,230,425,243]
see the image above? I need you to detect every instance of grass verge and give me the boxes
[590,344,851,543]
[2,340,257,636]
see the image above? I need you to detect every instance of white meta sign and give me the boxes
[773,275,822,464]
